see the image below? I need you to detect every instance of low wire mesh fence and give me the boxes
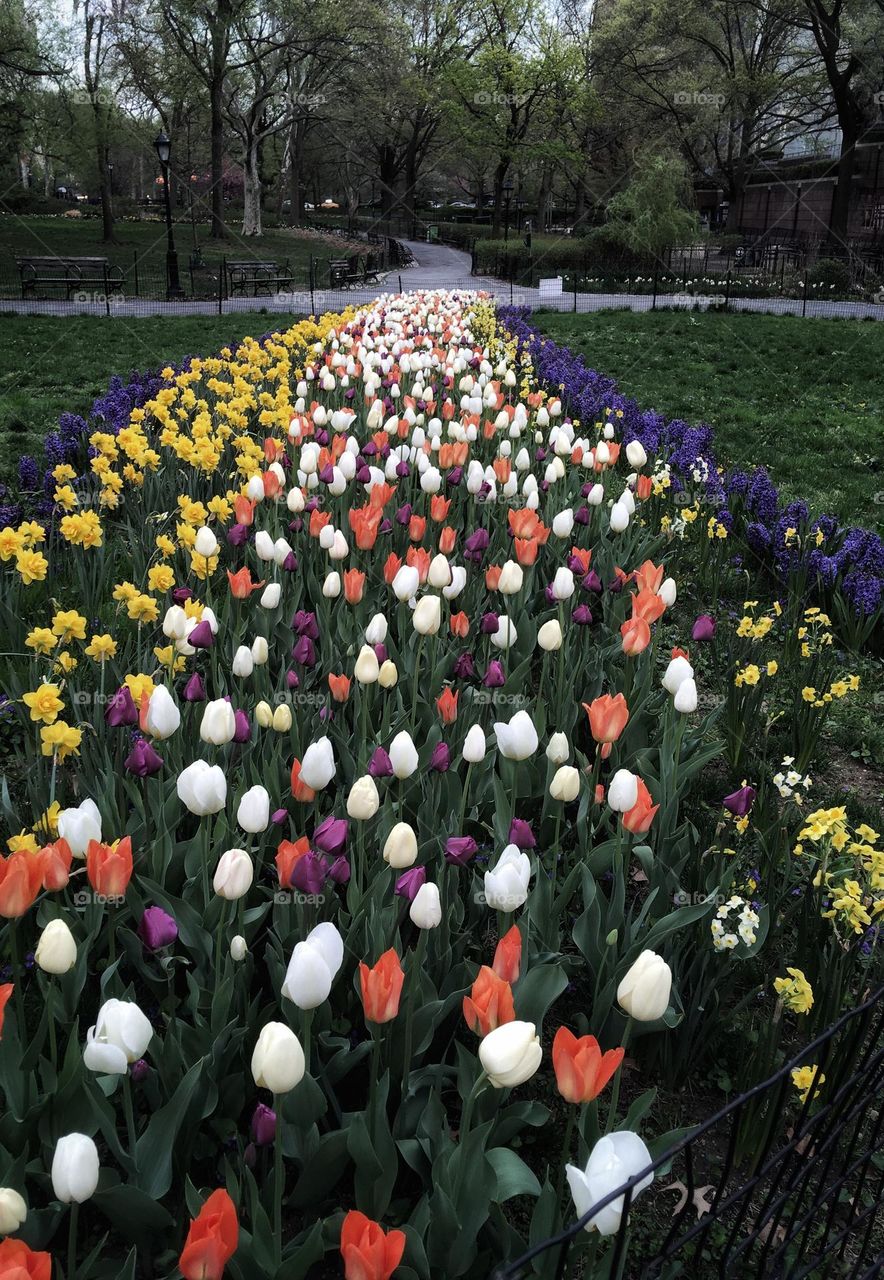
[491,985,884,1280]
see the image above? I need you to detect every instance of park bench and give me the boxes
[16,256,125,300]
[224,259,294,297]
[328,255,383,289]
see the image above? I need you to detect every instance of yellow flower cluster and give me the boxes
[791,1064,825,1103]
[0,520,49,585]
[800,674,859,708]
[774,967,814,1014]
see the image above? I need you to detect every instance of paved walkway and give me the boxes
[1,237,881,321]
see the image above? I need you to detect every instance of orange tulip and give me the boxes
[233,496,257,526]
[583,693,630,745]
[328,673,352,703]
[359,949,405,1024]
[430,495,451,523]
[340,1211,405,1280]
[636,474,653,500]
[383,552,402,585]
[86,836,133,898]
[485,564,502,591]
[0,850,43,918]
[349,505,383,550]
[0,1239,51,1280]
[552,1027,625,1103]
[0,984,13,1040]
[309,508,332,538]
[634,559,665,594]
[570,546,592,575]
[276,836,310,887]
[40,838,73,891]
[514,536,540,566]
[262,470,282,499]
[343,569,366,605]
[620,615,651,656]
[492,925,522,983]
[493,457,511,484]
[290,758,317,802]
[227,568,265,599]
[622,779,660,834]
[632,589,666,625]
[439,525,456,554]
[406,547,430,583]
[671,645,691,661]
[369,482,397,510]
[463,966,515,1036]
[179,1188,239,1280]
[263,437,284,462]
[436,687,458,724]
[408,515,426,542]
[450,611,469,638]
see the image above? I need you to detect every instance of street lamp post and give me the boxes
[154,131,184,299]
[503,180,513,246]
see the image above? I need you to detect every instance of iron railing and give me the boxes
[492,985,884,1279]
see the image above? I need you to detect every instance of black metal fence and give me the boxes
[491,985,884,1280]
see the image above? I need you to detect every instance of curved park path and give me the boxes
[1,236,881,320]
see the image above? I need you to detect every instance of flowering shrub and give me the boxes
[0,291,880,1277]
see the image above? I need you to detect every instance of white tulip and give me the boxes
[462,724,486,763]
[251,1022,305,1093]
[232,645,254,678]
[364,613,388,645]
[194,526,219,557]
[479,1021,542,1088]
[662,656,694,695]
[51,1134,100,1204]
[566,1131,653,1235]
[392,565,420,601]
[410,882,442,929]
[484,845,531,911]
[57,798,101,858]
[493,710,538,761]
[260,582,281,609]
[617,950,672,1021]
[659,576,677,607]
[199,698,236,745]
[497,561,524,595]
[382,822,418,869]
[237,785,270,833]
[0,1187,26,1234]
[608,769,639,813]
[251,636,269,666]
[550,765,580,802]
[299,737,336,790]
[176,761,227,815]
[282,922,344,1009]
[378,660,398,688]
[625,440,648,469]
[413,595,442,635]
[35,919,77,974]
[254,530,275,561]
[538,619,563,651]
[491,617,518,650]
[322,572,341,598]
[230,935,248,961]
[389,731,419,778]
[347,775,380,820]
[546,732,569,766]
[83,998,153,1075]
[674,678,698,714]
[610,502,630,533]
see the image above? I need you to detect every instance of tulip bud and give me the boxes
[299,737,336,790]
[214,848,254,900]
[232,645,254,678]
[463,724,486,762]
[659,577,677,607]
[546,732,569,765]
[51,1134,100,1204]
[378,660,398,688]
[497,561,523,595]
[35,918,77,974]
[230,935,248,961]
[549,765,580,802]
[354,645,380,684]
[625,440,647,469]
[674,677,698,713]
[237,785,270,833]
[272,703,293,732]
[662,656,693,695]
[323,571,341,598]
[412,595,442,635]
[0,1187,26,1234]
[608,769,639,813]
[610,502,629,532]
[260,582,281,609]
[251,636,269,666]
[392,565,420,602]
[200,698,236,744]
[617,950,672,1021]
[389,731,418,778]
[347,775,380,820]
[194,526,219,557]
[538,619,563,651]
[282,922,344,1009]
[364,613,388,645]
[83,998,153,1074]
[409,882,442,929]
[251,1022,306,1093]
[255,700,273,729]
[383,822,418,869]
[479,1020,542,1088]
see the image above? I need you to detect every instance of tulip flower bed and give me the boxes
[0,290,881,1280]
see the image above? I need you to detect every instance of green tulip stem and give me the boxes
[605,1018,632,1134]
[214,899,228,990]
[410,633,425,736]
[401,928,428,1094]
[458,762,473,835]
[46,981,57,1066]
[67,1200,79,1280]
[455,1072,488,1197]
[122,1071,138,1167]
[301,1007,314,1078]
[273,1093,284,1269]
[555,1105,578,1214]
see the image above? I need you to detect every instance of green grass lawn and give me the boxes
[0,312,304,475]
[0,213,362,298]
[534,309,884,524]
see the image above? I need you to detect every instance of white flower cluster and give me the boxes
[711,894,760,952]
[773,756,811,803]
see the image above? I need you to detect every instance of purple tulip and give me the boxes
[328,855,350,885]
[572,605,593,625]
[582,570,602,593]
[480,612,500,635]
[124,738,164,777]
[105,686,138,727]
[171,587,192,605]
[313,816,349,856]
[292,611,319,639]
[183,672,206,702]
[233,709,251,743]
[188,619,215,649]
[130,1059,150,1083]
[464,528,489,563]
[607,576,624,595]
[292,851,328,895]
[318,463,335,484]
[508,819,536,849]
[283,552,298,573]
[368,747,393,778]
[227,523,249,547]
[356,465,372,484]
[286,669,300,690]
[395,867,426,901]
[483,660,506,688]
[373,643,388,664]
[574,505,590,526]
[692,614,717,642]
[447,465,463,487]
[723,785,756,817]
[430,742,450,773]
[137,905,178,950]
[395,461,410,479]
[271,808,288,825]
[445,836,478,866]
[251,1102,277,1146]
[396,504,412,525]
[292,635,316,667]
[453,653,476,681]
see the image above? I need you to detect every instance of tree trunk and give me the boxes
[829,124,858,248]
[241,145,262,236]
[491,160,508,237]
[210,74,226,238]
[91,110,115,242]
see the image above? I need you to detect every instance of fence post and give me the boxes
[652,268,658,312]
[398,274,403,293]
[802,268,808,317]
[133,249,139,298]
[309,257,315,316]
[572,270,577,312]
[724,270,731,310]
[218,257,225,316]
[510,276,513,306]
